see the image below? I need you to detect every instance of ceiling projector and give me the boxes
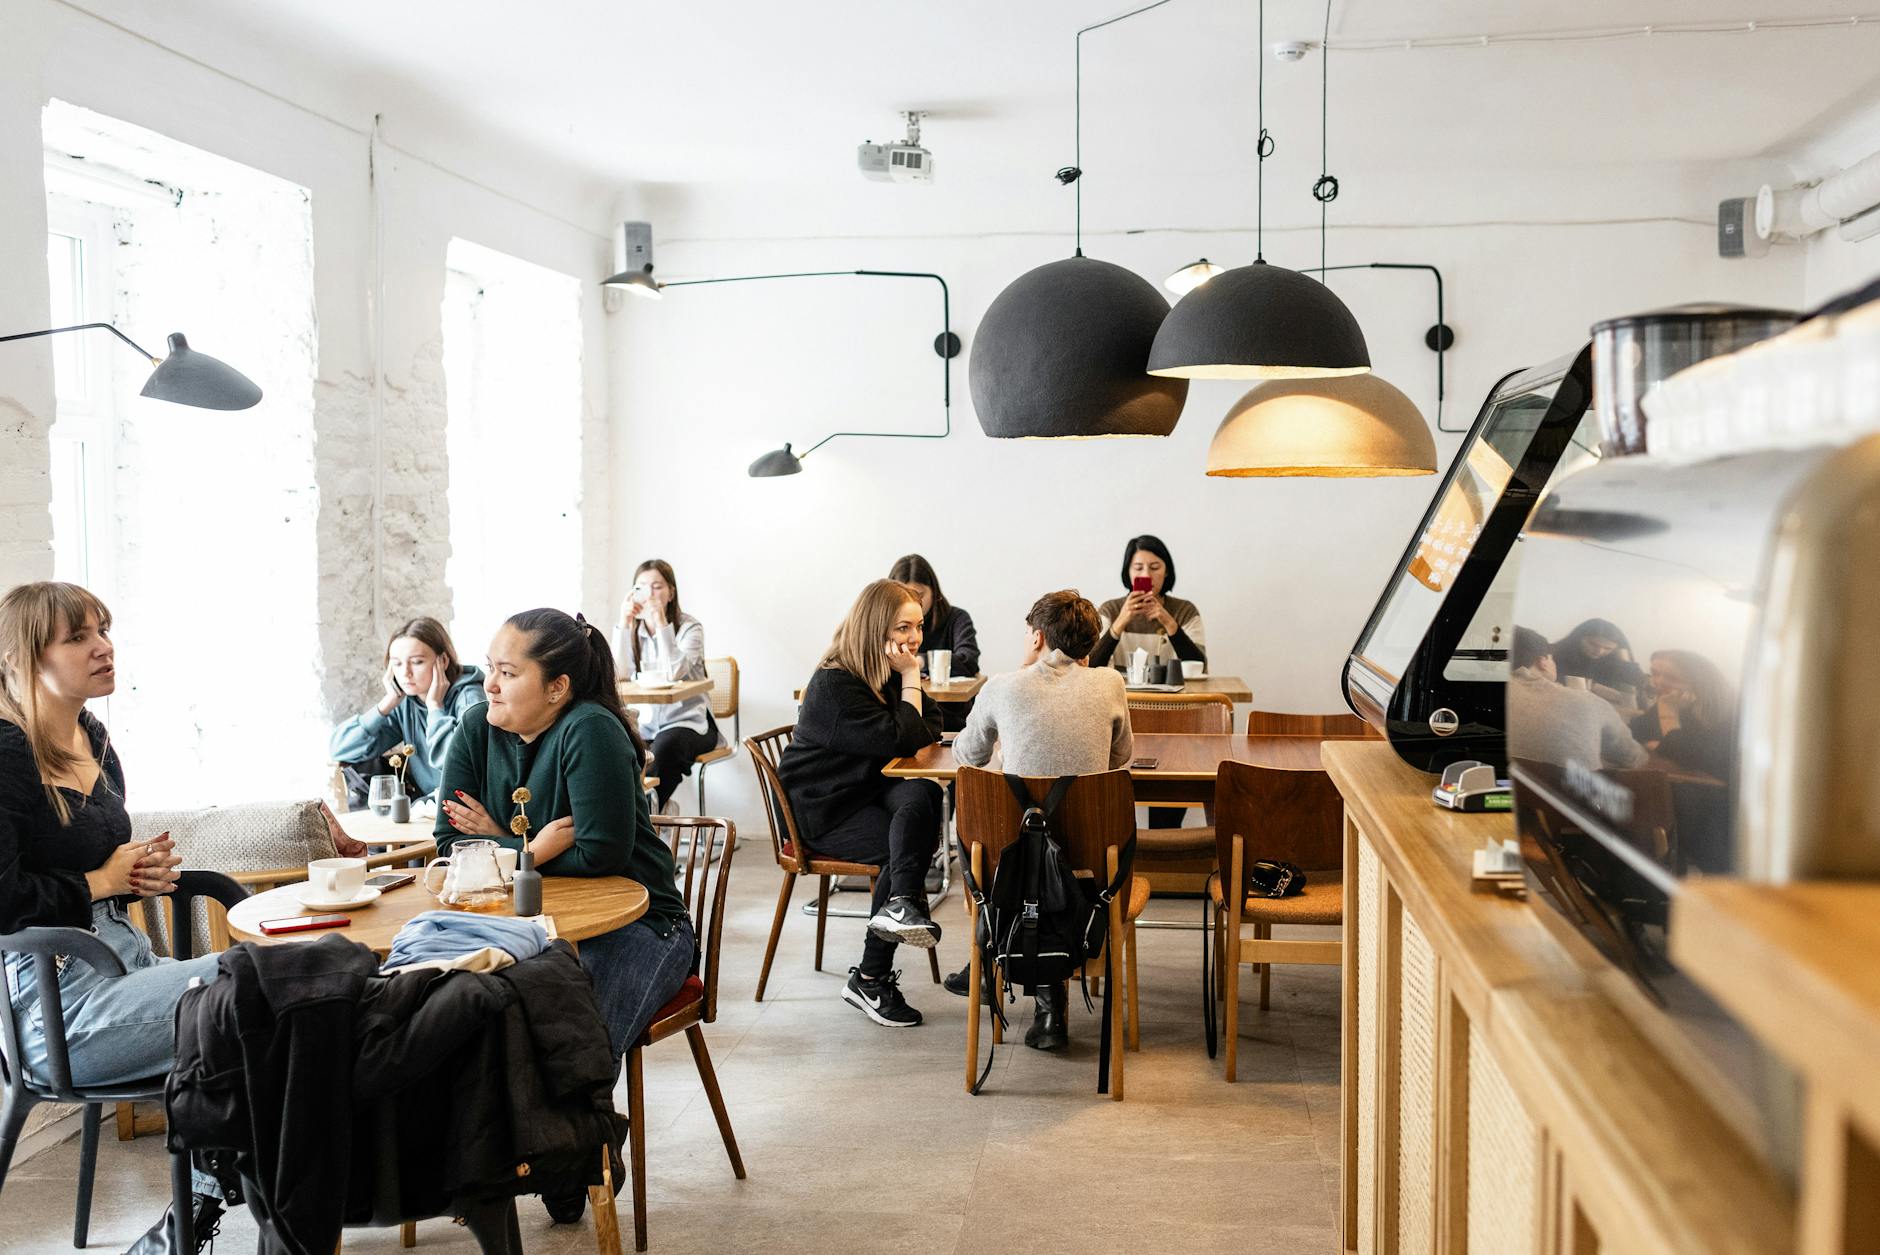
[858,111,932,184]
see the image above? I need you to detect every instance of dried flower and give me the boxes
[511,787,533,804]
[384,742,417,788]
[387,753,405,770]
[510,813,532,837]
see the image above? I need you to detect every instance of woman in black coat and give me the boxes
[780,579,943,1029]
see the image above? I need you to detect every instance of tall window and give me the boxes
[42,100,322,809]
[442,239,585,651]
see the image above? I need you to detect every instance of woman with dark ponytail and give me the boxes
[433,608,691,1225]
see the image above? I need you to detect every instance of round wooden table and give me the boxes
[226,875,649,955]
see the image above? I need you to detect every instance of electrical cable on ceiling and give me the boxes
[1321,14,1879,52]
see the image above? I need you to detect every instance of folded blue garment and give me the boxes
[383,910,549,971]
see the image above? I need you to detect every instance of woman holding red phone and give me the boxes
[0,582,232,1251]
[1087,533,1208,672]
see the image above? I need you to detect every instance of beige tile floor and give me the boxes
[1,865,1342,1254]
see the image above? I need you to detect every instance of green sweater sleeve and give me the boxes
[434,704,499,856]
[542,710,637,876]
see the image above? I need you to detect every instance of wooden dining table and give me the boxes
[619,676,714,705]
[1123,674,1253,704]
[793,674,988,704]
[225,875,649,955]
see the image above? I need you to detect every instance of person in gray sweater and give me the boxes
[950,589,1132,1050]
[1505,628,1647,772]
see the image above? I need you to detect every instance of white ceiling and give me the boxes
[66,0,1880,191]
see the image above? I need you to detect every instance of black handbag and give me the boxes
[1246,859,1306,899]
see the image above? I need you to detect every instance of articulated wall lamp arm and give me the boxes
[654,269,954,476]
[1296,263,1455,430]
[0,322,264,410]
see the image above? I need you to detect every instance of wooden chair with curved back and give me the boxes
[1126,692,1234,863]
[619,815,747,1252]
[1243,710,1378,738]
[744,726,941,1001]
[954,766,1150,1099]
[689,656,741,814]
[1209,758,1347,1082]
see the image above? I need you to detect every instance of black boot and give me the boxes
[542,1188,588,1224]
[943,966,971,996]
[1024,982,1069,1051]
[124,1192,223,1255]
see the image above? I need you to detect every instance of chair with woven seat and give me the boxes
[690,656,741,814]
[1127,693,1233,862]
[1243,710,1377,738]
[744,726,941,1001]
[0,871,246,1252]
[955,767,1148,1094]
[617,815,746,1252]
[1208,758,1346,1081]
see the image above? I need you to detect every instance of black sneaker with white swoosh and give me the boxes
[867,895,941,948]
[842,967,922,1027]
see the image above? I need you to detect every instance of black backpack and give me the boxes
[960,774,1136,1095]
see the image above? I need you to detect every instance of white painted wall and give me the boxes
[1786,96,1880,307]
[0,0,617,793]
[609,158,1808,831]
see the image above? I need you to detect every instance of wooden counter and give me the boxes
[1674,881,1880,1255]
[1324,740,1792,1255]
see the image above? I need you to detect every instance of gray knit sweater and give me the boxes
[953,650,1133,778]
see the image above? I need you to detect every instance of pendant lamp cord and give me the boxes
[1255,0,1271,262]
[1312,0,1340,283]
[1067,0,1178,257]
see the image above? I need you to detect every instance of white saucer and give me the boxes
[634,679,677,690]
[292,883,381,912]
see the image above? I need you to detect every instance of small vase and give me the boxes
[388,794,412,824]
[512,848,543,917]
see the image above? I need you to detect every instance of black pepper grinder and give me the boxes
[512,846,542,917]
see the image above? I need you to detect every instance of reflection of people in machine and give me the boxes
[1550,618,1646,715]
[1630,650,1733,778]
[1507,628,1648,771]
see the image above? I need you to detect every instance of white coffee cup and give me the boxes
[1181,660,1204,679]
[1563,675,1591,692]
[930,649,952,685]
[494,846,519,882]
[306,857,367,904]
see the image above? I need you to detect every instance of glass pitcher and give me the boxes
[422,840,510,913]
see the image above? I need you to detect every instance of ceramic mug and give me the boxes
[494,846,519,882]
[1181,660,1205,679]
[307,857,367,904]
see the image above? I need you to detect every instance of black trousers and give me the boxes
[1147,806,1187,829]
[646,716,719,807]
[811,778,943,977]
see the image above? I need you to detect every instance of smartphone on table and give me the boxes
[1129,756,1160,770]
[259,914,350,935]
[366,871,416,891]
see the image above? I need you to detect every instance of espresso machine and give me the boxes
[1506,289,1880,1171]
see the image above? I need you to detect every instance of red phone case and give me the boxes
[258,914,350,935]
[1132,577,1153,592]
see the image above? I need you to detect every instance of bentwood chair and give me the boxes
[1208,759,1346,1081]
[744,726,941,1000]
[955,767,1149,1096]
[690,656,741,815]
[0,871,246,1251]
[1127,693,1233,863]
[618,816,747,1252]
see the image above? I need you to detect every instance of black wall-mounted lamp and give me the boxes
[609,265,957,477]
[0,323,263,410]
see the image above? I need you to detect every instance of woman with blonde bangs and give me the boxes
[0,582,232,1250]
[779,579,944,1027]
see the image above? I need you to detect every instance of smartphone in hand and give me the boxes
[1131,577,1153,593]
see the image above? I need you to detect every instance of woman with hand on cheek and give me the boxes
[779,580,944,1028]
[612,559,722,816]
[328,617,486,804]
[433,608,690,1224]
[0,582,231,1252]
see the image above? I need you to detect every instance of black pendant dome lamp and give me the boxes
[969,1,1188,439]
[1147,0,1371,380]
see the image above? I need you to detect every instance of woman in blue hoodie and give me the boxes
[329,617,487,801]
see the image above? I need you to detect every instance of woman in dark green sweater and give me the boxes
[435,608,690,1067]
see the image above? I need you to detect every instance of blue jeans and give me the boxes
[4,901,218,1090]
[577,916,695,1064]
[6,901,222,1196]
